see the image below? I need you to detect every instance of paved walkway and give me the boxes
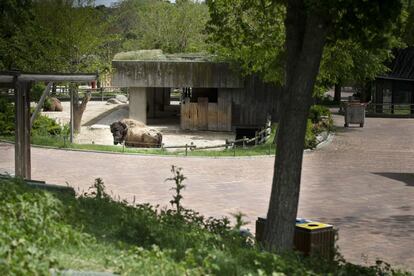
[0,115,413,271]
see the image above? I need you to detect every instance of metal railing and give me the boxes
[365,103,414,117]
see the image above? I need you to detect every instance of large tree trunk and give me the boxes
[70,84,91,133]
[263,0,328,252]
[334,83,342,103]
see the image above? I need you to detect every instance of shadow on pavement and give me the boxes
[373,172,414,187]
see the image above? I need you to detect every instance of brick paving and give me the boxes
[0,114,413,271]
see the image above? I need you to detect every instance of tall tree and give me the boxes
[1,0,113,133]
[207,0,402,252]
[116,0,209,53]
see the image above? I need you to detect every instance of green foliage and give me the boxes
[0,97,14,136]
[0,97,64,137]
[305,119,317,150]
[207,0,404,91]
[207,0,285,83]
[0,177,410,275]
[166,166,186,214]
[43,97,52,111]
[309,105,331,124]
[306,106,334,149]
[116,0,209,53]
[1,0,113,73]
[31,114,62,137]
[0,179,86,275]
[30,82,46,103]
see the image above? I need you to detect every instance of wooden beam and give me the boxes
[14,80,31,180]
[0,73,98,83]
[18,74,97,82]
[30,82,53,128]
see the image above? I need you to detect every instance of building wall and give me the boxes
[219,75,281,128]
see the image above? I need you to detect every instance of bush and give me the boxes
[31,83,46,103]
[31,115,62,136]
[0,97,63,137]
[305,105,334,149]
[305,119,317,149]
[0,98,14,136]
[309,105,331,124]
[0,176,410,275]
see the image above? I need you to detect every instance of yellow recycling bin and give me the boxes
[294,221,335,259]
[255,218,335,260]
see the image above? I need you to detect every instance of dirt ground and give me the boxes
[42,101,235,148]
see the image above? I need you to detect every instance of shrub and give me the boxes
[0,97,63,137]
[0,176,410,275]
[31,83,46,103]
[305,119,317,149]
[0,98,14,136]
[31,114,62,136]
[309,105,331,124]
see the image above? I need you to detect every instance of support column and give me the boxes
[129,87,147,124]
[14,80,31,179]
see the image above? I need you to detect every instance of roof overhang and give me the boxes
[376,76,414,82]
[112,60,244,88]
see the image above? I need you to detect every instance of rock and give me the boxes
[43,97,63,112]
[89,124,110,130]
[115,94,128,103]
[106,98,121,104]
[109,119,162,148]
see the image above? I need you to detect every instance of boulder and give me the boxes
[115,94,128,103]
[106,98,121,104]
[43,97,63,112]
[109,119,162,148]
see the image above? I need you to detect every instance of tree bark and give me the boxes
[263,0,328,252]
[334,83,341,103]
[70,84,91,133]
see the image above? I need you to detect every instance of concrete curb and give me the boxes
[304,131,334,153]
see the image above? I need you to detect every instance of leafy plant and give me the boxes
[166,166,186,214]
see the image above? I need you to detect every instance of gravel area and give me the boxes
[42,101,235,148]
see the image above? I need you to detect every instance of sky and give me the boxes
[94,0,176,6]
[94,0,119,6]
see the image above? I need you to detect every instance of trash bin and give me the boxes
[294,221,335,259]
[343,102,366,127]
[255,217,335,259]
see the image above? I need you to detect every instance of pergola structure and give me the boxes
[0,71,98,180]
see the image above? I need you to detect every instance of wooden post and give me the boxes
[70,86,74,143]
[14,80,32,179]
[225,139,229,150]
[255,131,258,145]
[185,144,188,156]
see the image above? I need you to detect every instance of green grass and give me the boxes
[0,176,410,275]
[0,125,277,157]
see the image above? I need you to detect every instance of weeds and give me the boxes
[0,175,411,275]
[166,165,186,214]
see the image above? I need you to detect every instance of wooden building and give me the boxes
[112,51,281,131]
[374,47,414,114]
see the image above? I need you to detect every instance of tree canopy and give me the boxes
[207,0,403,252]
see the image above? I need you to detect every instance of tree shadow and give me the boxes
[373,172,414,187]
[334,125,363,134]
[316,215,414,238]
